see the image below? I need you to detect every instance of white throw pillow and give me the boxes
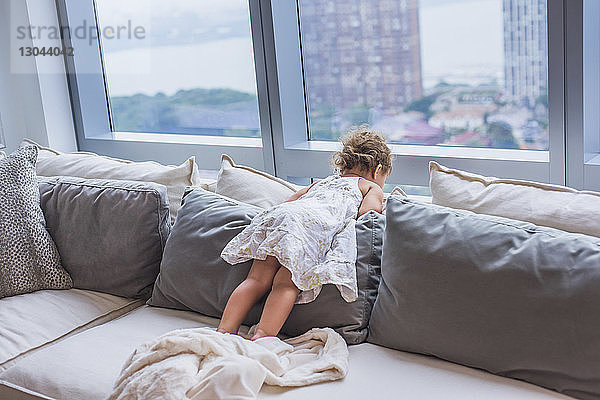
[215,154,302,208]
[429,161,600,238]
[23,139,200,223]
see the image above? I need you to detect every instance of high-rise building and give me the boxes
[298,0,423,116]
[503,0,548,107]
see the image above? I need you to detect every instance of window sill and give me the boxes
[286,140,549,163]
[586,153,600,165]
[112,132,262,148]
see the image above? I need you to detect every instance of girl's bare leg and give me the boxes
[218,256,280,335]
[252,267,300,340]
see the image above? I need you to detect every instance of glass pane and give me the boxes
[299,0,548,150]
[584,0,600,158]
[386,184,431,196]
[95,0,261,138]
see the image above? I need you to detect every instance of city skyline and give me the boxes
[295,0,549,148]
[299,0,547,116]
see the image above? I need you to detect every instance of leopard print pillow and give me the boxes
[0,145,72,298]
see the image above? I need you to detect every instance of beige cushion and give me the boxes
[0,289,143,370]
[216,154,302,208]
[0,306,570,400]
[22,139,201,223]
[430,161,600,238]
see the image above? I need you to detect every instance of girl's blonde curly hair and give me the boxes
[332,126,393,175]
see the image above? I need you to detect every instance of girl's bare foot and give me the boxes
[217,328,237,335]
[250,328,271,341]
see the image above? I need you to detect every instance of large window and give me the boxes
[269,0,556,186]
[95,0,261,138]
[58,0,593,189]
[299,0,549,151]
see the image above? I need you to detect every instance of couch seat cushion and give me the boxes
[0,289,143,370]
[0,306,571,400]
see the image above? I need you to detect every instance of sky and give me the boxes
[420,0,504,87]
[97,0,506,96]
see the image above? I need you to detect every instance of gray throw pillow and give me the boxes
[368,196,600,399]
[0,146,72,298]
[149,188,384,344]
[38,176,171,299]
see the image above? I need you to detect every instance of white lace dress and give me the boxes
[221,175,363,304]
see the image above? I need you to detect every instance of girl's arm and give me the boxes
[357,181,384,216]
[285,180,319,202]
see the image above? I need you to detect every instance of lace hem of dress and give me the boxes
[221,235,358,304]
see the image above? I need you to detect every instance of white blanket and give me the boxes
[108,327,349,400]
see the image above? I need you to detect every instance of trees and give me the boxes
[404,94,438,121]
[110,88,259,135]
[487,121,519,149]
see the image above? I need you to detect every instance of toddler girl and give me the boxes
[218,127,392,340]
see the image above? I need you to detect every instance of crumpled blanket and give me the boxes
[107,327,349,400]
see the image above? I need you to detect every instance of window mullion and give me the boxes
[250,0,276,175]
[547,0,566,186]
[564,0,584,189]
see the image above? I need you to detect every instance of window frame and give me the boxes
[57,0,594,190]
[56,0,275,172]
